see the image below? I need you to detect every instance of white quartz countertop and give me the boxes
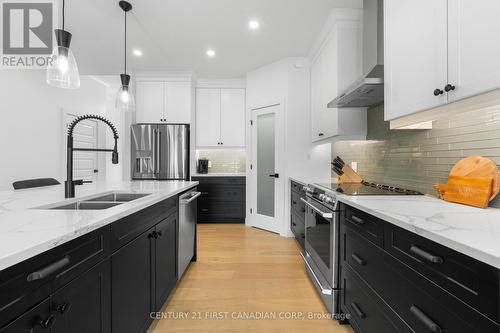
[192,173,246,177]
[0,180,198,271]
[290,177,500,268]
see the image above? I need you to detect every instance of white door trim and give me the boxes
[247,102,285,235]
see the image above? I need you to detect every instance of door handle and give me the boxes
[157,130,161,173]
[269,173,279,178]
[300,198,333,218]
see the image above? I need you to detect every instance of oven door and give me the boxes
[302,196,337,288]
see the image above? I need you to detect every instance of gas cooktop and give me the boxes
[315,181,423,196]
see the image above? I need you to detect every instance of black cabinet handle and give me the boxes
[300,233,305,239]
[292,201,297,205]
[39,314,56,329]
[318,133,324,137]
[410,305,442,332]
[56,302,71,314]
[201,208,209,212]
[351,302,366,319]
[302,208,306,213]
[444,84,455,92]
[433,89,444,96]
[149,231,159,239]
[157,230,162,237]
[292,222,297,226]
[269,173,279,178]
[410,245,443,264]
[27,256,70,282]
[350,216,365,225]
[351,253,366,266]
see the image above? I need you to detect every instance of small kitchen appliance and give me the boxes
[197,159,209,174]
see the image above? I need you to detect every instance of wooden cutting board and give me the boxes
[441,176,493,209]
[449,156,500,201]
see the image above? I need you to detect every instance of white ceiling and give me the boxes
[66,0,362,78]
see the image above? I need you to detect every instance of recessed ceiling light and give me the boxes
[248,20,260,30]
[132,49,143,57]
[206,49,216,57]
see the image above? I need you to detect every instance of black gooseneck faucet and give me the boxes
[65,115,119,198]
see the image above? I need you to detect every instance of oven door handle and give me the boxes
[300,198,333,219]
[300,252,332,295]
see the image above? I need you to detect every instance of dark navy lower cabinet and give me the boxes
[339,202,500,333]
[192,176,246,223]
[290,180,306,249]
[0,195,185,333]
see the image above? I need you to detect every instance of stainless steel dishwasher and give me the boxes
[178,188,201,278]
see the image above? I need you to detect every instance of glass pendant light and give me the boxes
[116,1,135,112]
[46,0,80,89]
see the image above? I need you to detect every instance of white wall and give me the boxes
[246,58,331,236]
[0,71,125,191]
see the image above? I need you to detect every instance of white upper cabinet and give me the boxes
[310,14,366,142]
[385,0,500,125]
[196,89,221,147]
[384,0,448,121]
[220,89,246,147]
[447,0,500,102]
[196,88,246,148]
[135,76,192,124]
[135,81,164,123]
[164,82,192,123]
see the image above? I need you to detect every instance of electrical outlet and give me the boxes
[208,161,212,168]
[351,161,358,173]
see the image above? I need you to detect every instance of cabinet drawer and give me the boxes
[291,191,305,217]
[0,227,110,327]
[192,176,246,185]
[198,185,244,203]
[340,265,410,333]
[345,227,499,332]
[385,223,500,323]
[111,197,177,251]
[0,298,52,332]
[291,213,305,249]
[291,180,305,195]
[198,202,244,220]
[343,205,384,247]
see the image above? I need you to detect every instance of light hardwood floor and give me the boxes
[148,224,354,333]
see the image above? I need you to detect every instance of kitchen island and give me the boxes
[0,180,198,333]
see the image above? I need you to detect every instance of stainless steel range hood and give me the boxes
[328,0,384,108]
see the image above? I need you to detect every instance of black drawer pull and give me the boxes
[292,222,297,226]
[410,305,442,333]
[351,302,366,319]
[56,302,72,314]
[201,208,209,212]
[351,253,366,266]
[27,256,70,282]
[351,216,365,225]
[292,201,297,205]
[410,245,443,264]
[39,314,56,329]
[201,192,209,195]
[302,208,306,213]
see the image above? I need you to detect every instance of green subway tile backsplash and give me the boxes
[332,104,500,208]
[196,149,246,174]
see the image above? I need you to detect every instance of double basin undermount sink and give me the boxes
[47,192,151,210]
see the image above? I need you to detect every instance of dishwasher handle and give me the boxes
[180,191,201,205]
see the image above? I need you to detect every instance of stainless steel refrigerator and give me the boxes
[131,124,190,180]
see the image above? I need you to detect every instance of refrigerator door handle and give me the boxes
[153,129,158,174]
[157,130,161,174]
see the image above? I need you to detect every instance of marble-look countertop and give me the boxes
[0,180,198,271]
[192,173,246,177]
[293,177,500,269]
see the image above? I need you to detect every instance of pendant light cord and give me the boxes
[124,10,127,74]
[62,0,65,30]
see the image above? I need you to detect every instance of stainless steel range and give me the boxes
[299,182,423,316]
